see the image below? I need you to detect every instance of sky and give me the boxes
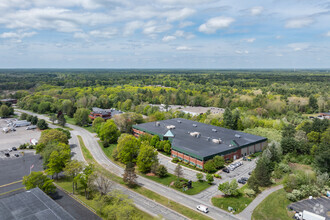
[0,0,329,68]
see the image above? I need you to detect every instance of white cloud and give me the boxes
[199,16,234,34]
[325,31,330,37]
[143,21,172,36]
[165,8,195,22]
[176,46,192,51]
[250,6,263,16]
[123,21,143,36]
[288,43,309,51]
[235,50,249,54]
[89,29,117,38]
[243,38,255,43]
[0,31,36,39]
[162,35,176,42]
[285,17,314,29]
[179,21,194,28]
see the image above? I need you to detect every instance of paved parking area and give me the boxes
[0,118,41,150]
[288,197,330,220]
[0,151,43,195]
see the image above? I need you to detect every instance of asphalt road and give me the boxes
[17,109,240,220]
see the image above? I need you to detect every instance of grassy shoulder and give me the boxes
[252,188,293,220]
[64,115,94,133]
[78,135,212,220]
[211,185,254,214]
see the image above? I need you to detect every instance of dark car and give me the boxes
[241,177,249,181]
[14,153,19,157]
[222,168,230,173]
[5,152,10,157]
[12,147,17,151]
[248,172,252,175]
[238,178,247,184]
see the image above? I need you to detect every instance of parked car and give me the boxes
[14,154,19,157]
[241,177,249,181]
[5,152,10,157]
[248,172,252,175]
[12,147,17,151]
[222,168,230,173]
[238,178,247,184]
[197,205,209,213]
[8,148,12,152]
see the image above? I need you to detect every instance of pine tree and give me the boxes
[123,162,138,187]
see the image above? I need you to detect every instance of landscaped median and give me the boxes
[77,135,213,220]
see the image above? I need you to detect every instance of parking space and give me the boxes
[0,118,41,151]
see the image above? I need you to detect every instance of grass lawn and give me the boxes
[211,185,254,214]
[252,188,293,220]
[78,136,212,220]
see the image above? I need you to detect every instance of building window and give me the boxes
[184,159,188,163]
[190,162,195,165]
[172,154,177,157]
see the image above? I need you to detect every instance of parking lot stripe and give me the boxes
[0,180,22,188]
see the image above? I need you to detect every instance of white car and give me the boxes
[197,205,209,213]
[8,148,12,152]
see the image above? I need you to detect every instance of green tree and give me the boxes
[123,162,137,187]
[218,179,239,197]
[55,128,72,140]
[20,113,28,120]
[49,113,57,124]
[309,95,318,112]
[98,119,121,147]
[196,173,204,182]
[26,114,33,122]
[247,172,260,193]
[223,108,233,129]
[307,131,321,143]
[321,128,330,144]
[174,164,183,179]
[204,160,216,173]
[62,100,73,115]
[206,173,214,184]
[92,117,105,133]
[136,142,158,173]
[74,108,90,126]
[31,116,38,125]
[37,119,48,130]
[22,171,56,194]
[156,165,168,177]
[150,135,160,147]
[76,164,94,199]
[0,105,11,118]
[282,124,296,138]
[254,156,272,187]
[212,155,225,169]
[315,143,330,174]
[57,114,66,127]
[116,134,140,164]
[39,129,69,145]
[64,160,84,194]
[281,137,298,154]
[163,141,171,154]
[46,145,71,179]
[38,102,51,114]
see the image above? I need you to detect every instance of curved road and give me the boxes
[17,109,240,220]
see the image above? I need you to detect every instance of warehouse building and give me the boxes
[133,118,267,169]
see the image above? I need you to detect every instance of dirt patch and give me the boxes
[146,173,156,176]
[214,194,225,198]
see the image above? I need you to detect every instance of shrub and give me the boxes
[292,189,303,200]
[156,165,168,177]
[173,180,183,189]
[172,157,179,163]
[196,173,204,182]
[213,174,222,179]
[206,173,214,184]
[19,143,28,149]
[278,163,291,173]
[204,160,216,173]
[244,188,256,197]
[286,193,297,202]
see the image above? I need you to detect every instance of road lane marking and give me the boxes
[0,180,22,188]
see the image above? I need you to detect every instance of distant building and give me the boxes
[318,112,330,120]
[133,118,267,169]
[89,107,123,120]
[0,98,17,104]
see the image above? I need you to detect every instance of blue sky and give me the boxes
[0,0,329,68]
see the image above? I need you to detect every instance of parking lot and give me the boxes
[288,197,330,220]
[0,118,41,151]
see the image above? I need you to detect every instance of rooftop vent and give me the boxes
[155,122,160,126]
[193,124,197,127]
[207,137,211,141]
[177,120,182,123]
[229,144,233,147]
[190,132,201,138]
[212,138,222,144]
[212,129,217,132]
[235,134,241,138]
[166,125,176,130]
